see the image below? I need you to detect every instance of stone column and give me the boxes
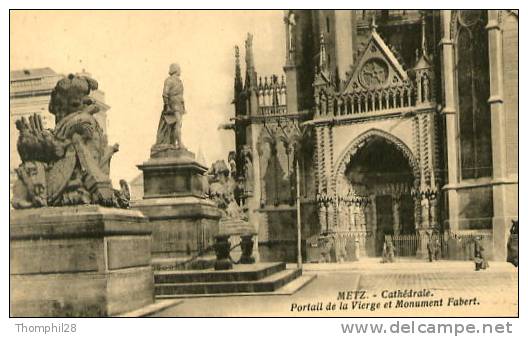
[420,193,431,229]
[249,123,263,261]
[340,201,349,231]
[429,193,439,230]
[370,194,378,233]
[369,195,377,256]
[320,202,329,234]
[487,10,514,260]
[439,10,460,232]
[356,201,368,257]
[392,195,401,235]
[327,202,336,232]
[413,192,422,229]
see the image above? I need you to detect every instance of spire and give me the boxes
[285,11,296,63]
[234,45,243,98]
[244,33,257,89]
[318,33,327,70]
[245,33,255,71]
[420,11,428,57]
[414,11,431,69]
[314,33,331,87]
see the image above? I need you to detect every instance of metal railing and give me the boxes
[385,231,493,260]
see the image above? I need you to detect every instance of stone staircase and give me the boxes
[154,262,302,298]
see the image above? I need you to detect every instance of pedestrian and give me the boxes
[381,238,395,263]
[434,237,441,260]
[354,238,361,261]
[427,237,436,262]
[474,236,489,271]
[507,220,518,267]
[381,242,388,263]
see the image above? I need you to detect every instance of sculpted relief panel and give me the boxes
[359,58,389,89]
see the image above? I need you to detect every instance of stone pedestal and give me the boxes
[133,197,221,258]
[10,205,153,317]
[134,147,222,258]
[217,218,257,268]
[140,147,208,199]
[213,235,233,270]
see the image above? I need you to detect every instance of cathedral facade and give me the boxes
[228,10,518,262]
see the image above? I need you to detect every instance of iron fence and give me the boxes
[385,231,493,260]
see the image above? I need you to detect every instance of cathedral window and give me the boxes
[455,10,492,179]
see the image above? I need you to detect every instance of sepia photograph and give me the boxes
[8,7,519,323]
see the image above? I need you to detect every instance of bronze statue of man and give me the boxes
[156,63,186,148]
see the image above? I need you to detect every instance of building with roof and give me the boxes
[226,10,518,262]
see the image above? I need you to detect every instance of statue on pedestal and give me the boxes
[154,63,186,151]
[207,159,255,269]
[12,74,128,209]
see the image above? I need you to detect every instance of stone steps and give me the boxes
[154,264,302,297]
[152,256,216,271]
[154,262,286,283]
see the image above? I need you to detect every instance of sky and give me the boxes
[10,10,286,184]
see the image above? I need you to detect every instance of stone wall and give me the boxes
[10,205,153,317]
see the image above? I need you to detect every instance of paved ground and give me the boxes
[152,259,518,317]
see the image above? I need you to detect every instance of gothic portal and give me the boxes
[226,10,518,262]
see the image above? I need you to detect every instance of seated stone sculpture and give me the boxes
[207,160,247,221]
[12,74,128,209]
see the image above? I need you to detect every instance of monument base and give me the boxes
[138,147,207,200]
[132,197,222,259]
[136,147,222,260]
[10,205,154,317]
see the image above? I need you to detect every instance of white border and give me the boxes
[2,2,524,336]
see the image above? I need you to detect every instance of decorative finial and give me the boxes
[286,11,296,62]
[370,14,377,32]
[420,12,428,57]
[319,33,327,69]
[244,33,257,89]
[245,33,255,70]
[234,45,243,94]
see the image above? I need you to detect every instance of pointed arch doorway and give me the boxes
[335,130,419,257]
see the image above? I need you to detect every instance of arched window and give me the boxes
[456,10,492,179]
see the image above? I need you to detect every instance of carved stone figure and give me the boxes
[114,179,131,209]
[240,145,253,194]
[208,160,247,221]
[155,63,186,149]
[360,59,388,88]
[420,193,430,227]
[422,74,430,101]
[228,151,237,179]
[12,74,126,209]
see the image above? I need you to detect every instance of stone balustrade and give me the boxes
[315,82,418,118]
